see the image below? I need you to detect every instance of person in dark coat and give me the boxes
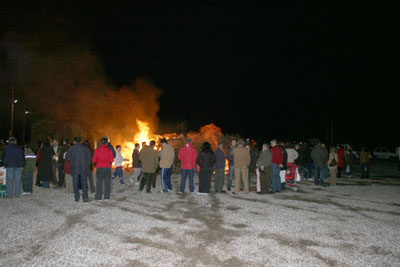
[56,138,69,189]
[311,142,328,186]
[1,136,25,197]
[214,142,226,193]
[256,143,272,194]
[245,144,257,190]
[66,137,92,202]
[196,142,216,194]
[84,140,96,193]
[36,139,55,188]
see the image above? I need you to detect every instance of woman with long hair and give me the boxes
[36,138,55,188]
[196,142,216,194]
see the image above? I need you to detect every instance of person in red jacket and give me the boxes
[178,139,198,193]
[336,145,345,178]
[270,139,284,193]
[92,137,114,201]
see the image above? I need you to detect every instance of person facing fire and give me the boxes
[56,138,69,189]
[129,143,142,185]
[196,142,216,195]
[270,139,284,193]
[178,138,198,194]
[92,137,114,201]
[214,142,226,193]
[139,140,159,193]
[256,143,272,194]
[226,139,237,191]
[1,137,25,198]
[66,137,93,202]
[159,138,175,193]
[231,139,250,194]
[51,139,60,186]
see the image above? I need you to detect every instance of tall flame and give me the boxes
[134,119,152,147]
[120,119,159,168]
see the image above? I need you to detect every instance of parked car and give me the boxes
[373,147,397,159]
[337,144,359,159]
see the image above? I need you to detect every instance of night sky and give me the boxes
[1,2,398,149]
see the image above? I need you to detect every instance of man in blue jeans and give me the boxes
[1,137,25,198]
[180,168,195,193]
[66,137,92,202]
[311,141,327,186]
[178,139,197,193]
[270,139,284,193]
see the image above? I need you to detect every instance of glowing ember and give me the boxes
[118,121,230,172]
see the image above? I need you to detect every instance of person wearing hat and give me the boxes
[65,137,92,202]
[1,137,25,197]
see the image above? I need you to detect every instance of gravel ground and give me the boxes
[1,170,400,267]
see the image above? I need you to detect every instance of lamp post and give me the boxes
[22,111,30,145]
[10,85,18,137]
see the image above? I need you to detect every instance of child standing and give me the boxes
[112,145,129,184]
[22,144,37,195]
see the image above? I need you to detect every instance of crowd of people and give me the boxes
[1,135,399,201]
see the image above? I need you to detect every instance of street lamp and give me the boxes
[23,111,30,144]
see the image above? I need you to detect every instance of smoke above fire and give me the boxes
[3,32,161,147]
[2,30,236,167]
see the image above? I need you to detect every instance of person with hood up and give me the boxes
[178,138,198,194]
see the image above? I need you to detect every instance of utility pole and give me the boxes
[331,119,334,146]
[9,85,17,137]
[22,111,30,145]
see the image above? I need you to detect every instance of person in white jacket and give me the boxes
[112,145,129,185]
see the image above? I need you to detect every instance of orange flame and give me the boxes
[120,119,159,168]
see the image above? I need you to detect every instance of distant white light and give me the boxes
[13,99,18,103]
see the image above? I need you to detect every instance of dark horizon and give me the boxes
[1,2,398,149]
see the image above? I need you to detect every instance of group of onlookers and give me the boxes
[2,134,399,199]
